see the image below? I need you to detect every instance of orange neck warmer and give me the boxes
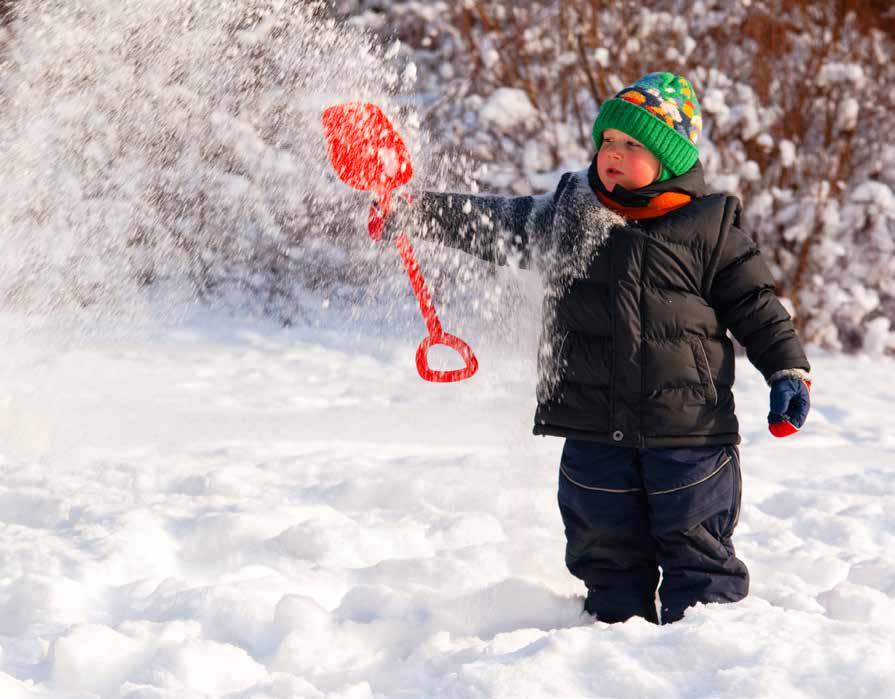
[594,189,693,220]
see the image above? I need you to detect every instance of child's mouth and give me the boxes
[606,167,623,176]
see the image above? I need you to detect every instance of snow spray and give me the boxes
[0,1,420,329]
[0,0,538,385]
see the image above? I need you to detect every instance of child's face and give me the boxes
[596,128,661,192]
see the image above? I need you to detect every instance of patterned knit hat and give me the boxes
[592,72,703,182]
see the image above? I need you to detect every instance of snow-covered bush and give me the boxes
[332,0,895,355]
[0,0,890,353]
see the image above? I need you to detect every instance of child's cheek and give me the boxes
[630,154,659,185]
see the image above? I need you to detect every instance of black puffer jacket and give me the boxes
[413,161,810,447]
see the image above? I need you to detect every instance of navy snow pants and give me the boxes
[557,439,749,624]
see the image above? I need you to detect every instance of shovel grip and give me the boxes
[415,333,479,383]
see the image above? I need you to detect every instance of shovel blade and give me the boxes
[322,102,413,196]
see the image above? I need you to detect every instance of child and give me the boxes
[387,72,811,624]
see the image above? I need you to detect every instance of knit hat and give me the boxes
[592,72,703,182]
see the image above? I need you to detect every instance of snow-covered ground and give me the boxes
[0,309,893,698]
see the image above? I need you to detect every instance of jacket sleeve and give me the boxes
[409,176,568,269]
[708,225,810,382]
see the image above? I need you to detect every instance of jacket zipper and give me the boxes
[608,237,616,435]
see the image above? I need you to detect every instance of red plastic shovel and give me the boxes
[321,101,478,383]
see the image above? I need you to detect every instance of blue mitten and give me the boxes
[768,376,811,437]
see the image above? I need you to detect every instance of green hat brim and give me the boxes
[592,98,699,178]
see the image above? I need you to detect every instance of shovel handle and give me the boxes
[416,332,479,383]
[371,205,479,383]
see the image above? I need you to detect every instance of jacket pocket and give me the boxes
[688,335,718,405]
